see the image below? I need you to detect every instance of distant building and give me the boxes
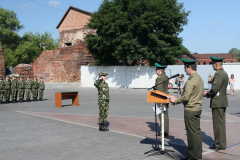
[175,53,238,65]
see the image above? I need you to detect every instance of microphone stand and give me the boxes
[144,75,176,159]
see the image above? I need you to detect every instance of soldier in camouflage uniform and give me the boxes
[94,72,110,131]
[4,76,11,103]
[32,76,39,101]
[25,76,32,102]
[11,75,18,103]
[18,76,25,102]
[0,75,5,104]
[38,77,45,101]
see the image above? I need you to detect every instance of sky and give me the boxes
[0,0,240,54]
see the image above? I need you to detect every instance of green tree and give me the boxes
[0,7,24,49]
[229,48,240,62]
[86,0,190,65]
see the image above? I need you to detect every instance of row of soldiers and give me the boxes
[0,75,45,103]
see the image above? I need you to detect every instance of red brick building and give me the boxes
[175,53,238,65]
[31,6,95,82]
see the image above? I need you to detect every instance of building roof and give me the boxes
[193,53,236,59]
[56,6,93,29]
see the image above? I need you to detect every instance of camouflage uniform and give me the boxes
[4,78,11,103]
[94,72,110,130]
[32,78,39,100]
[38,78,45,100]
[0,76,5,103]
[18,78,25,101]
[11,78,18,102]
[25,79,32,101]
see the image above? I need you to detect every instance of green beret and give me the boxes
[40,77,43,79]
[155,62,167,69]
[181,58,198,65]
[210,55,225,63]
[99,72,108,77]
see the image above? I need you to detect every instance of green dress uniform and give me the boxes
[206,56,229,150]
[11,78,18,102]
[32,78,39,100]
[25,79,32,101]
[0,76,5,103]
[155,63,169,136]
[4,78,11,103]
[38,79,45,100]
[174,58,203,160]
[94,72,109,131]
[18,78,25,102]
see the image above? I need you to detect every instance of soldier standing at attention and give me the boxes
[4,76,11,103]
[155,63,169,137]
[38,77,45,101]
[11,75,18,103]
[32,76,39,101]
[170,58,203,160]
[94,72,109,131]
[25,76,32,102]
[18,76,25,102]
[0,75,5,104]
[203,55,229,151]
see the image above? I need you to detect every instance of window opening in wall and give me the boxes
[65,42,72,46]
[209,62,212,64]
[203,62,206,65]
[198,62,200,65]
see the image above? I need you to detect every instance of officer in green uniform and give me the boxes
[170,58,203,160]
[94,72,110,131]
[155,63,169,137]
[18,76,25,102]
[0,75,5,104]
[11,75,18,103]
[32,76,39,101]
[203,55,228,151]
[4,75,11,103]
[25,76,32,102]
[38,77,45,101]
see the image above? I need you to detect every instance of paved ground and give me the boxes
[0,88,240,160]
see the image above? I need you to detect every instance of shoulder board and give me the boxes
[188,76,193,80]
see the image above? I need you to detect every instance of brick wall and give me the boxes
[58,9,91,33]
[32,40,95,82]
[13,64,34,79]
[0,42,5,78]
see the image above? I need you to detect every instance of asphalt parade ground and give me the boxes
[0,88,240,160]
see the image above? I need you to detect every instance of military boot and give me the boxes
[99,124,105,131]
[103,124,109,131]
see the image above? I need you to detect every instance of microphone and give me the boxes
[170,74,180,79]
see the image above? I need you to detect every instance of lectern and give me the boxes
[145,90,174,158]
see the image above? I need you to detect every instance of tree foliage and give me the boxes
[4,31,59,67]
[229,48,240,62]
[0,7,24,49]
[86,0,190,65]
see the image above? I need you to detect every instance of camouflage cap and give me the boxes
[27,76,30,78]
[0,75,2,77]
[40,77,43,79]
[99,72,108,77]
[6,75,9,78]
[34,75,37,78]
[12,75,15,78]
[20,76,24,78]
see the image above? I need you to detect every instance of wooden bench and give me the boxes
[55,91,79,108]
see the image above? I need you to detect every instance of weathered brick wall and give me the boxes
[32,40,95,82]
[58,9,91,33]
[58,28,96,47]
[0,42,5,78]
[13,64,34,79]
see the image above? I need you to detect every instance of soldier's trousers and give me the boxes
[184,110,202,160]
[98,99,109,124]
[39,90,44,99]
[11,89,17,101]
[0,90,3,102]
[19,89,25,101]
[4,90,10,102]
[212,107,226,149]
[32,89,38,99]
[26,89,31,100]
[158,103,169,134]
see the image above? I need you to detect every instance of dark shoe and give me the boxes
[180,157,192,160]
[216,147,226,151]
[209,144,217,149]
